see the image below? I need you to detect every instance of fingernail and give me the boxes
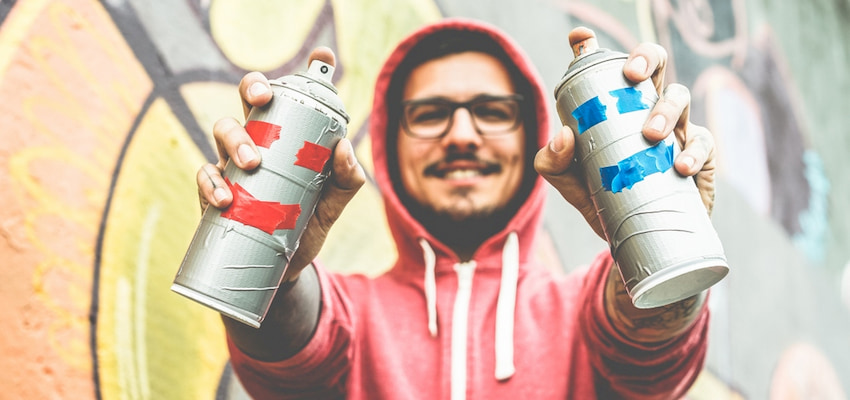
[345,141,357,167]
[549,131,565,153]
[238,144,257,164]
[249,82,269,98]
[627,56,648,76]
[681,155,695,170]
[213,188,228,204]
[647,115,666,134]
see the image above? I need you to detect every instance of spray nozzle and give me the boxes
[307,59,335,83]
[569,27,600,59]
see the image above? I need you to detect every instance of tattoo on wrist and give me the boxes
[607,266,705,342]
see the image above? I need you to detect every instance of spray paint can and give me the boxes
[172,59,348,327]
[553,39,728,308]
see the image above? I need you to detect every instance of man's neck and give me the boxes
[407,203,514,262]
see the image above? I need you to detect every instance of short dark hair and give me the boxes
[384,29,539,201]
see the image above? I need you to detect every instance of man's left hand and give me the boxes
[534,31,717,239]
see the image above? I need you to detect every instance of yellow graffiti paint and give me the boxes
[1,2,150,397]
[2,0,447,398]
[179,80,245,150]
[210,0,326,71]
[98,97,228,400]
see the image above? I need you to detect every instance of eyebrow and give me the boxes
[402,94,518,105]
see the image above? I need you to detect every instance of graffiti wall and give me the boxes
[0,0,846,399]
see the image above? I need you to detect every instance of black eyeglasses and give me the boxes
[400,94,524,139]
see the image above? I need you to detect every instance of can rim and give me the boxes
[629,256,729,309]
[553,48,628,98]
[171,283,264,328]
[270,78,351,123]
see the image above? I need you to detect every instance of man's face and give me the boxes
[397,51,526,222]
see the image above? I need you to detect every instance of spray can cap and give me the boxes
[569,27,600,59]
[554,28,628,98]
[307,59,336,84]
[272,50,349,123]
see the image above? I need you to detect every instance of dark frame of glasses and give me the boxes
[400,94,524,139]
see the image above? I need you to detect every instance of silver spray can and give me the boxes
[554,40,728,308]
[173,59,348,327]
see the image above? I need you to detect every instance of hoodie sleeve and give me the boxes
[226,264,355,400]
[580,251,709,399]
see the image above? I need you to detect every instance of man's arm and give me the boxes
[221,265,321,361]
[603,266,706,343]
[535,28,717,342]
[221,266,321,361]
[196,48,365,361]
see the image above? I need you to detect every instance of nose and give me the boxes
[441,107,482,151]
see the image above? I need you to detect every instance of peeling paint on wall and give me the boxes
[0,0,848,399]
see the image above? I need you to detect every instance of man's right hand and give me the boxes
[195,47,366,283]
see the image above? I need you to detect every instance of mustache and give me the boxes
[423,153,502,177]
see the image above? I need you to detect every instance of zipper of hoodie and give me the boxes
[451,261,476,400]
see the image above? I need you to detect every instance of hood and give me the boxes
[369,18,552,273]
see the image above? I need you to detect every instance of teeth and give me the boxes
[445,169,481,180]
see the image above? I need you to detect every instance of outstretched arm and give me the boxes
[534,28,716,343]
[196,48,365,360]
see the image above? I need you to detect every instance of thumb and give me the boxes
[284,139,365,279]
[534,126,604,239]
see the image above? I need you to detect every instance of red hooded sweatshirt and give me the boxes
[227,18,709,400]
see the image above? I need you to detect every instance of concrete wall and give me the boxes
[0,0,846,398]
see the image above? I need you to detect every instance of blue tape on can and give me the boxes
[610,87,650,114]
[600,140,674,193]
[572,96,607,134]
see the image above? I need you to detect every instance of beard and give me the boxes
[393,150,535,257]
[403,189,519,255]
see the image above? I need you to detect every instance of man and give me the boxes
[197,18,716,399]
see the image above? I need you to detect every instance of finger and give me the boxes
[238,47,337,119]
[682,124,717,214]
[676,123,714,177]
[308,46,336,67]
[312,139,365,233]
[534,127,604,238]
[568,27,599,57]
[326,138,365,192]
[238,72,273,119]
[694,161,717,216]
[534,125,576,177]
[196,163,232,210]
[643,83,691,143]
[285,139,365,278]
[213,117,262,170]
[674,121,717,214]
[623,42,668,93]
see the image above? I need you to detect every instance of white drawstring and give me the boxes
[495,232,518,380]
[419,233,519,385]
[420,239,438,337]
[451,261,476,400]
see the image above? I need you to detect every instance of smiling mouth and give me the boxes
[425,161,501,180]
[444,169,482,180]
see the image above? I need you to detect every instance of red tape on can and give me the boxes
[245,120,281,148]
[294,141,332,173]
[221,178,301,234]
